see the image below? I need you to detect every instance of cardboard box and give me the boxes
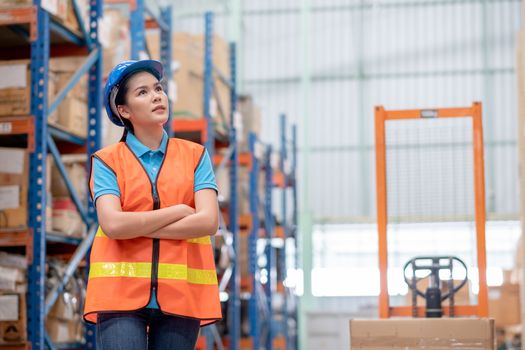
[49,57,88,100]
[0,57,83,119]
[349,318,495,349]
[0,295,18,321]
[239,234,249,277]
[147,32,231,137]
[0,0,31,8]
[51,154,87,203]
[63,0,88,34]
[52,197,85,238]
[55,97,87,137]
[0,267,25,293]
[216,165,252,215]
[0,61,30,116]
[0,293,26,345]
[100,9,131,77]
[0,252,27,270]
[0,148,28,229]
[237,95,262,152]
[489,283,520,328]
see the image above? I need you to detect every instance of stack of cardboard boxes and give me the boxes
[0,147,28,230]
[100,9,131,78]
[488,271,521,333]
[48,57,89,138]
[0,252,27,346]
[146,31,231,138]
[0,58,88,138]
[50,154,87,238]
[0,56,90,232]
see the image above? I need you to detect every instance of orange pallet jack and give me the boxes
[374,102,489,318]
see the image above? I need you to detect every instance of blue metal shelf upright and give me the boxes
[103,0,172,135]
[275,114,298,350]
[246,114,298,350]
[0,0,103,348]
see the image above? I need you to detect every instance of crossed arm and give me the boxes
[95,189,219,240]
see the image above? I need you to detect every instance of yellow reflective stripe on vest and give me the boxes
[89,262,152,278]
[186,236,211,245]
[89,262,217,285]
[157,264,217,285]
[95,227,106,237]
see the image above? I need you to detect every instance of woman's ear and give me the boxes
[117,105,131,120]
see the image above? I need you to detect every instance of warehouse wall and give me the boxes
[173,0,520,221]
[172,0,521,222]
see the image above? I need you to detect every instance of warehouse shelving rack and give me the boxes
[245,114,298,350]
[274,114,298,350]
[0,0,103,348]
[172,11,231,158]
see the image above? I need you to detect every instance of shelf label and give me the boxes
[0,186,20,210]
[0,122,12,134]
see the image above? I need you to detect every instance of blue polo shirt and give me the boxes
[92,130,218,309]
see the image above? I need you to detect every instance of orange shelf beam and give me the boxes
[213,152,252,168]
[145,18,158,29]
[172,118,207,132]
[0,229,30,247]
[241,276,252,293]
[273,336,286,349]
[0,116,34,151]
[0,6,37,41]
[273,171,285,188]
[274,225,285,238]
[172,118,208,143]
[195,335,206,350]
[239,214,252,229]
[222,336,254,349]
[240,337,254,348]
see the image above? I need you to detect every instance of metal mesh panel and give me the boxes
[385,117,475,223]
[383,117,479,295]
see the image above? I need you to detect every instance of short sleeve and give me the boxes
[92,157,121,205]
[194,149,218,193]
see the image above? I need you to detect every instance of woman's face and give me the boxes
[117,71,168,128]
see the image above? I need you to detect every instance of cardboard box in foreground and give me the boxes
[349,318,495,349]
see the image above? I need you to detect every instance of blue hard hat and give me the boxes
[104,60,164,127]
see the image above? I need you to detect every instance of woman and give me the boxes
[83,60,222,350]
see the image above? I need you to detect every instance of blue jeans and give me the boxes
[96,309,200,350]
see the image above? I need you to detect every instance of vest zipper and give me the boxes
[151,194,161,303]
[123,143,167,308]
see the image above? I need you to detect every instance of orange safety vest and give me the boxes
[83,138,222,326]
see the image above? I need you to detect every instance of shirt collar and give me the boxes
[126,130,168,158]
